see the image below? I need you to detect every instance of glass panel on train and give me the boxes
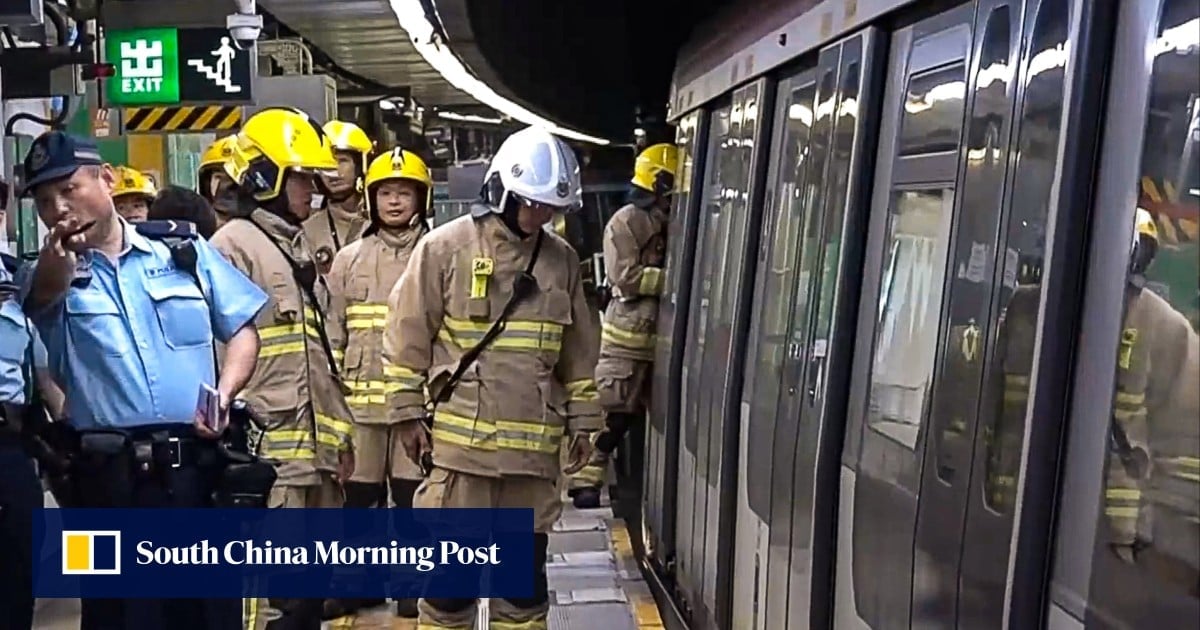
[1085,0,1200,624]
[867,188,955,449]
[983,0,1071,515]
[747,78,818,517]
[899,64,968,156]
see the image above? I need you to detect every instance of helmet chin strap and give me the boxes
[501,193,532,238]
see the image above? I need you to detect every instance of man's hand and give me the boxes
[562,431,595,475]
[27,216,92,311]
[44,216,92,260]
[397,419,432,467]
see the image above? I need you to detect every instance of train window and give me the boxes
[867,187,955,448]
[1083,0,1200,623]
[898,63,967,156]
[982,0,1070,514]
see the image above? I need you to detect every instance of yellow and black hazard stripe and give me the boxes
[1140,176,1199,245]
[123,105,241,134]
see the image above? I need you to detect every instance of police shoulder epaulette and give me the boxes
[136,220,199,240]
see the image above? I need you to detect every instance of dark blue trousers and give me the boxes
[0,439,42,630]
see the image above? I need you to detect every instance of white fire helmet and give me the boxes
[482,126,583,213]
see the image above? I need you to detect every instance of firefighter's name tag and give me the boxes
[471,257,494,299]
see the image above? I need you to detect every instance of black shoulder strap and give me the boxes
[246,219,342,376]
[433,229,545,405]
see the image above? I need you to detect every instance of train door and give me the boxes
[847,4,975,626]
[675,79,772,629]
[1048,0,1200,627]
[644,111,705,572]
[732,64,819,630]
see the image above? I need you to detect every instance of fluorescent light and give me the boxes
[438,111,504,125]
[388,0,611,145]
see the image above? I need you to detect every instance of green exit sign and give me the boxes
[105,28,181,105]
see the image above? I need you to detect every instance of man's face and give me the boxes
[517,199,557,236]
[208,171,237,213]
[285,172,317,221]
[375,180,419,229]
[114,196,150,222]
[33,165,116,249]
[319,152,358,196]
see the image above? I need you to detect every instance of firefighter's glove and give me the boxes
[563,431,596,475]
[398,418,433,468]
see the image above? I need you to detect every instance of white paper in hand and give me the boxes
[195,383,226,433]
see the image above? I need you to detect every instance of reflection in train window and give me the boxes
[983,0,1070,514]
[867,188,955,448]
[1086,0,1200,624]
[899,64,968,156]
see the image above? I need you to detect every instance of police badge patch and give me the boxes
[29,142,49,171]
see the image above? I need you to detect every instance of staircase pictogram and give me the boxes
[186,59,242,93]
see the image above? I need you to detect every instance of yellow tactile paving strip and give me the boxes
[610,519,664,629]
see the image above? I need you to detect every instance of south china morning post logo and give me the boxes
[62,531,122,575]
[36,508,535,599]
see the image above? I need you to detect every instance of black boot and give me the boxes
[572,487,602,509]
[394,597,419,618]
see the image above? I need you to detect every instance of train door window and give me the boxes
[868,187,956,448]
[981,0,1071,516]
[745,75,818,519]
[1080,0,1200,624]
[899,65,968,157]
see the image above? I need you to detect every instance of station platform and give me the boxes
[31,489,665,630]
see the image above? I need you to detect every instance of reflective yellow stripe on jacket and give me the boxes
[438,316,564,353]
[257,307,326,359]
[431,409,561,456]
[258,412,352,461]
[600,321,655,351]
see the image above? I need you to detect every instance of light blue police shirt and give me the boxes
[0,267,31,404]
[26,220,268,429]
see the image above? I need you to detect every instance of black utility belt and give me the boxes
[71,425,214,471]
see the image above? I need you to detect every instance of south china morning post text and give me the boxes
[32,508,537,600]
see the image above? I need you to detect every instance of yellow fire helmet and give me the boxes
[631,142,679,196]
[363,147,433,214]
[1135,206,1159,243]
[111,166,157,200]
[323,120,374,174]
[199,135,237,174]
[224,106,338,202]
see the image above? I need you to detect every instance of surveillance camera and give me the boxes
[226,13,263,51]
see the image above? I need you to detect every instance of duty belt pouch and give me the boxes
[75,431,135,507]
[214,450,278,508]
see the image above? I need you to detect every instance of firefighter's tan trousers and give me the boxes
[243,475,344,630]
[569,357,652,492]
[414,467,559,629]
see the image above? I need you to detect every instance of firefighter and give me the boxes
[304,120,372,274]
[568,143,676,509]
[209,106,356,630]
[1105,208,1198,592]
[322,147,432,620]
[110,165,156,223]
[382,126,601,630]
[198,135,238,229]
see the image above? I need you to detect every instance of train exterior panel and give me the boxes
[640,0,1200,628]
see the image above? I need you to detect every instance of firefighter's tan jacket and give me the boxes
[1105,286,1196,545]
[327,224,425,421]
[211,209,355,485]
[600,203,668,362]
[303,200,367,275]
[382,212,604,480]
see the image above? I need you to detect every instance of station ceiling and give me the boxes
[259,0,728,143]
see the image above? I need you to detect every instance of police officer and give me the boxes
[209,107,355,630]
[198,135,239,230]
[324,147,432,620]
[111,165,157,223]
[304,120,373,274]
[0,266,43,630]
[20,130,267,624]
[19,131,269,629]
[383,126,601,630]
[568,143,675,509]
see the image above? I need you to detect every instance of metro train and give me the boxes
[625,0,1200,629]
